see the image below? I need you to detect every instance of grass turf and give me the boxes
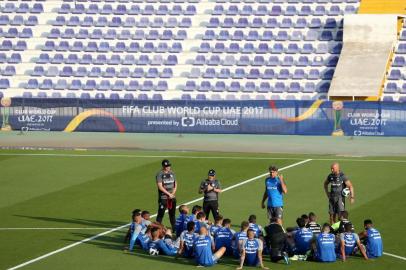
[0,149,405,270]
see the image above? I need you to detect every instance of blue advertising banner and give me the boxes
[1,97,406,136]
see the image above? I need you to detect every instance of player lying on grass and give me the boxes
[339,223,368,261]
[236,229,268,270]
[358,219,383,259]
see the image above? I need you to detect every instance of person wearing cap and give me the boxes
[199,169,222,220]
[156,159,177,231]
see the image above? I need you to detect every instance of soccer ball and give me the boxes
[342,187,351,197]
[149,248,159,256]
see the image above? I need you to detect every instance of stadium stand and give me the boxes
[0,0,404,101]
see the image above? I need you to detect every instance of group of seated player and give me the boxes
[124,206,383,268]
[283,210,383,263]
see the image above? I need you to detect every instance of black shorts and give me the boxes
[329,196,345,215]
[267,206,283,220]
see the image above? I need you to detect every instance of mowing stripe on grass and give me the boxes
[7,159,312,270]
[0,153,406,163]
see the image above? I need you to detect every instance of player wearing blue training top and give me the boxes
[339,223,368,261]
[214,218,235,255]
[195,212,209,234]
[233,221,249,258]
[237,229,268,270]
[359,219,383,258]
[293,217,314,255]
[313,223,336,262]
[128,212,146,252]
[248,215,263,238]
[136,228,151,251]
[178,221,198,258]
[261,166,287,225]
[194,226,226,267]
[183,205,202,232]
[209,215,223,237]
[175,205,189,237]
[148,227,178,256]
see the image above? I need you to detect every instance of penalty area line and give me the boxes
[7,158,309,270]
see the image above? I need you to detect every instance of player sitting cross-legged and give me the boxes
[236,229,268,270]
[358,219,383,259]
[177,221,198,258]
[194,226,226,267]
[339,223,368,261]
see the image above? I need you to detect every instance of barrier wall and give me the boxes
[1,98,406,136]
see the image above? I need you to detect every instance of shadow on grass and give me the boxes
[13,215,126,228]
[62,231,242,267]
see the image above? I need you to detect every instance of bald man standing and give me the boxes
[323,163,355,225]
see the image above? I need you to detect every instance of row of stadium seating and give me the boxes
[23,66,334,79]
[2,92,321,101]
[1,0,405,101]
[0,15,39,25]
[0,3,44,13]
[54,3,356,15]
[56,3,197,15]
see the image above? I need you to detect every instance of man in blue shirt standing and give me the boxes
[261,166,288,225]
[194,226,226,267]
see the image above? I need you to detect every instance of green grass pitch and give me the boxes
[0,149,405,270]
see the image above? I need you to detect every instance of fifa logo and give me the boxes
[0,97,12,131]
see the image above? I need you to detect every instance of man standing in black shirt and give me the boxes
[156,159,177,230]
[323,162,355,225]
[199,169,222,220]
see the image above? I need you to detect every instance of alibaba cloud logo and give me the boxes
[181,117,195,127]
[64,109,125,132]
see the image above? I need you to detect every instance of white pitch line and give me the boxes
[0,153,406,163]
[383,252,406,261]
[7,159,312,270]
